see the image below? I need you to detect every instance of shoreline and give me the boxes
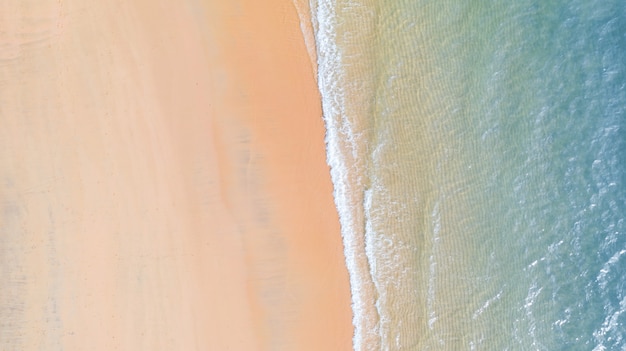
[202,0,354,348]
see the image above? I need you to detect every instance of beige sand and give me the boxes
[0,0,353,350]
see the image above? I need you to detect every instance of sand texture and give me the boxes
[0,0,353,350]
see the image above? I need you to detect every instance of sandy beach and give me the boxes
[0,0,353,350]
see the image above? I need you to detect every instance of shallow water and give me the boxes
[312,0,626,349]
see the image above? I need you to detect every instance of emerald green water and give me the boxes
[312,0,626,349]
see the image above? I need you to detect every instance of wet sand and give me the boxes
[0,0,353,350]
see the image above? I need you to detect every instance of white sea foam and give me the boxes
[310,1,381,350]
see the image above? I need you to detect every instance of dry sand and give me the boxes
[0,0,353,350]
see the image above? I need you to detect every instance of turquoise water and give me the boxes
[311,0,626,349]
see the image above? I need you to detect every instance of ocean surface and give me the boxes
[309,0,626,349]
